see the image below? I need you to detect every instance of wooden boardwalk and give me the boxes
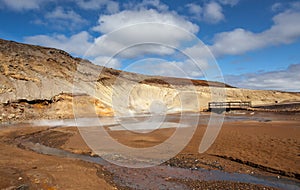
[208,101,252,111]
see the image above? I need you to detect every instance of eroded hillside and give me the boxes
[0,39,300,121]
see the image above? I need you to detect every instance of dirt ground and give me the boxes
[0,126,117,190]
[0,112,299,189]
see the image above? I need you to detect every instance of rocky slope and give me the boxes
[0,38,300,121]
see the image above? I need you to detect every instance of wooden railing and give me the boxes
[208,101,251,111]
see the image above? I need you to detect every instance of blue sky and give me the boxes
[0,0,300,91]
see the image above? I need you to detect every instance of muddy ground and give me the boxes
[0,112,299,189]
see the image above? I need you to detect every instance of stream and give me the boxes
[2,112,300,189]
[17,133,300,189]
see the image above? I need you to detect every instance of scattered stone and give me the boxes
[33,178,40,184]
[90,152,98,157]
[8,114,16,119]
[16,184,29,190]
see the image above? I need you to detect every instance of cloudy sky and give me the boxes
[0,0,299,91]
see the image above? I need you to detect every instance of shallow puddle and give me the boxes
[29,113,275,131]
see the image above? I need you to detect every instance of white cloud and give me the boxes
[20,0,300,83]
[75,0,119,13]
[124,59,205,78]
[127,0,169,12]
[271,2,300,12]
[0,0,43,11]
[183,43,214,63]
[24,7,200,71]
[86,10,199,59]
[24,31,92,56]
[88,22,195,59]
[218,0,239,6]
[44,7,88,29]
[93,9,199,34]
[210,8,300,56]
[186,3,202,18]
[0,0,120,13]
[186,2,224,24]
[106,1,119,13]
[225,64,300,92]
[271,2,283,12]
[211,28,262,56]
[266,10,300,44]
[203,2,224,24]
[92,56,121,69]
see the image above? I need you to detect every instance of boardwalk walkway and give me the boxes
[208,101,252,112]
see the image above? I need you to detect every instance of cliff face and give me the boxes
[0,39,300,121]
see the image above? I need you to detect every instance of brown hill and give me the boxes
[0,38,300,122]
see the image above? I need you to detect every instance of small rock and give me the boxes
[8,114,16,119]
[90,152,98,157]
[16,184,29,190]
[277,176,280,179]
[18,177,23,180]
